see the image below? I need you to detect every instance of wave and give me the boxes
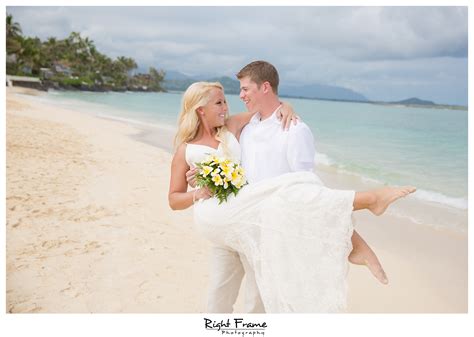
[314,152,385,185]
[314,152,334,166]
[412,189,468,210]
[314,152,468,210]
[96,113,177,131]
[383,208,467,233]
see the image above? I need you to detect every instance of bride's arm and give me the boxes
[168,144,211,210]
[225,110,254,137]
[225,101,298,137]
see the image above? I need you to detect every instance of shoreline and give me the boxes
[6,87,467,313]
[37,88,469,224]
[83,99,468,232]
[124,120,468,234]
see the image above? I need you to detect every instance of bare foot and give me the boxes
[369,186,416,216]
[349,247,388,285]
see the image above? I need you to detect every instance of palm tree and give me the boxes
[149,67,166,91]
[117,56,138,75]
[6,14,22,54]
[40,37,58,67]
[17,36,42,75]
[6,14,166,90]
[6,13,22,39]
[83,37,96,57]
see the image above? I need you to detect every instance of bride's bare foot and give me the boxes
[349,245,388,285]
[368,186,416,216]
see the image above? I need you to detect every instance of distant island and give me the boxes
[390,97,435,105]
[373,97,466,110]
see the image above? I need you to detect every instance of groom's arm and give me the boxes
[286,123,316,172]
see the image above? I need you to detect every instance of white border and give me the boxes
[2,1,472,337]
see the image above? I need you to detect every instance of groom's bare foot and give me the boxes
[369,186,416,216]
[349,246,388,285]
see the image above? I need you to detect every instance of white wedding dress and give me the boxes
[186,131,355,313]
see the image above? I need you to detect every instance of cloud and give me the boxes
[6,6,468,105]
[283,7,467,61]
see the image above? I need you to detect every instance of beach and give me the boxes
[6,87,468,313]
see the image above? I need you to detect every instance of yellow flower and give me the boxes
[232,168,246,188]
[202,165,213,177]
[220,163,234,179]
[232,178,244,189]
[212,173,223,186]
[211,155,223,165]
[196,156,246,203]
[231,170,239,180]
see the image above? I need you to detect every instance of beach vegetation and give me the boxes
[6,13,166,92]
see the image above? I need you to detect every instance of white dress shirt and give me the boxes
[240,107,316,184]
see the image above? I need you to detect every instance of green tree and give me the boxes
[6,14,22,55]
[6,14,166,91]
[149,67,166,91]
[17,36,42,75]
[117,56,137,73]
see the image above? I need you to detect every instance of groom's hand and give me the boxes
[186,167,197,188]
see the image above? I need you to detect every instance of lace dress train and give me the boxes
[194,172,354,312]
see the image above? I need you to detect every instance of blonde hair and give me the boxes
[174,81,230,156]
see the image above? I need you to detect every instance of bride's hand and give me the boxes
[277,101,299,131]
[186,166,197,188]
[195,186,212,202]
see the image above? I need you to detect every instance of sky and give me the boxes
[6,6,468,105]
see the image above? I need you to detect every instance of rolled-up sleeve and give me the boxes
[287,122,316,172]
[287,123,316,172]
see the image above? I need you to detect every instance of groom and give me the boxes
[189,61,383,313]
[187,60,316,312]
[228,60,316,312]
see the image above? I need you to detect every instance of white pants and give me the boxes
[207,245,265,313]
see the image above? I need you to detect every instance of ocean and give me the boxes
[39,90,468,232]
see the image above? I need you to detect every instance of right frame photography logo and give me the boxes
[204,317,268,336]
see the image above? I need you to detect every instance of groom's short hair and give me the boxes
[237,60,279,94]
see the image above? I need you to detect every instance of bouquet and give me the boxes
[195,155,247,204]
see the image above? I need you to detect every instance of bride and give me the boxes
[168,81,416,312]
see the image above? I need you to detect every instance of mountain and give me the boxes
[163,71,368,102]
[165,70,194,81]
[161,71,466,109]
[390,97,435,105]
[279,84,368,102]
[163,71,196,91]
[206,76,241,94]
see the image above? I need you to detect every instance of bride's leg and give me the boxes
[353,186,416,215]
[349,230,388,284]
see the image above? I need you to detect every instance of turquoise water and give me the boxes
[43,90,468,213]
